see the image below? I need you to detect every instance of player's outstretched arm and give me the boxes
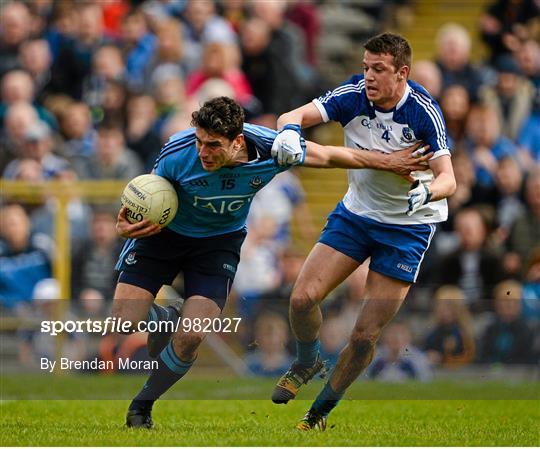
[406,154,456,216]
[116,206,162,239]
[303,141,431,176]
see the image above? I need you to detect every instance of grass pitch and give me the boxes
[1,376,539,446]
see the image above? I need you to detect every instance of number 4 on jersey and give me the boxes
[381,130,390,142]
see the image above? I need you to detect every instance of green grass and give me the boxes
[1,377,539,446]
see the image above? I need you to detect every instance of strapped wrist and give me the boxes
[424,184,432,204]
[281,124,303,136]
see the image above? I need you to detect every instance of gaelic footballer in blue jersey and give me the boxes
[270,33,457,431]
[111,97,430,429]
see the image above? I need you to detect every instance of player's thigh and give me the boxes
[112,282,155,324]
[292,242,361,305]
[352,270,411,339]
[172,295,221,351]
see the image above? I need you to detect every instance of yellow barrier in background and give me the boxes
[0,180,126,300]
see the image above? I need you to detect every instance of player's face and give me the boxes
[363,50,408,109]
[195,128,239,171]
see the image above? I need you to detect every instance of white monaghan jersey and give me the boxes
[313,75,451,225]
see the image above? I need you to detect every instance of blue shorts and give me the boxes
[115,228,246,309]
[319,202,436,283]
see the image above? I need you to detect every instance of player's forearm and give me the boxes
[428,172,457,201]
[428,155,456,201]
[277,103,323,130]
[304,141,395,170]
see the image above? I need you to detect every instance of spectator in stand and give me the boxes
[143,19,187,93]
[505,170,540,277]
[479,279,536,364]
[515,39,540,165]
[43,2,77,62]
[181,0,237,75]
[151,66,187,135]
[250,0,314,109]
[49,2,111,100]
[220,0,249,33]
[72,208,122,300]
[10,158,91,257]
[492,157,525,244]
[83,44,126,119]
[58,101,97,162]
[0,70,57,128]
[125,94,162,171]
[435,23,486,102]
[0,101,39,172]
[2,120,70,180]
[240,18,286,117]
[121,9,157,92]
[285,0,321,67]
[0,204,53,310]
[245,312,294,377]
[436,207,505,310]
[440,84,470,151]
[480,0,539,63]
[424,285,475,367]
[18,39,53,105]
[73,122,143,180]
[480,54,534,141]
[367,323,432,382]
[0,1,33,77]
[465,105,518,188]
[521,247,540,322]
[410,60,443,101]
[186,42,253,108]
[78,288,107,318]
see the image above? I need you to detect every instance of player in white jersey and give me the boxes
[270,33,457,430]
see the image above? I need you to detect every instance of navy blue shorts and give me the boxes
[115,228,246,309]
[319,202,436,283]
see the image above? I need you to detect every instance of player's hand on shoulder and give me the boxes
[116,206,162,239]
[386,143,431,176]
[406,180,432,216]
[271,124,306,166]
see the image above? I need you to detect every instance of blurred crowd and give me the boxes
[0,0,538,376]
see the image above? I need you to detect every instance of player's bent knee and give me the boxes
[290,289,321,314]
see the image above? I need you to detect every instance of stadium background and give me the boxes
[0,0,539,396]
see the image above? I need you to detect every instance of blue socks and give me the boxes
[296,339,320,367]
[310,382,344,417]
[129,342,193,411]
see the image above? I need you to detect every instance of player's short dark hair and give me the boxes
[191,97,244,140]
[364,33,412,71]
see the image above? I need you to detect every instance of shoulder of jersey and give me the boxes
[243,123,277,160]
[154,128,196,165]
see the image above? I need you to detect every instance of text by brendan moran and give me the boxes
[41,357,158,373]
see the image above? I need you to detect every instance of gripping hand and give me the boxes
[271,124,306,166]
[407,180,432,216]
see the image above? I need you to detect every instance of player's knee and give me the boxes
[349,331,379,358]
[172,332,204,360]
[290,288,320,314]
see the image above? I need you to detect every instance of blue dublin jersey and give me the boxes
[152,123,286,237]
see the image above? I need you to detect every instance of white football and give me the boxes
[121,174,178,227]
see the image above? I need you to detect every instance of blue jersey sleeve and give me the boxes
[408,87,451,158]
[313,74,367,127]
